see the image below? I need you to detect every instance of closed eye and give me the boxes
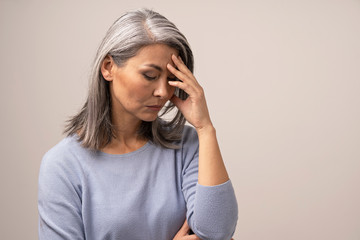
[143,74,157,81]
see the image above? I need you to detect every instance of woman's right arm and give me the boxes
[173,220,235,240]
[38,150,85,240]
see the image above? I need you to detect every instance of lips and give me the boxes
[146,105,163,111]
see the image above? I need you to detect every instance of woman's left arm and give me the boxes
[167,54,229,186]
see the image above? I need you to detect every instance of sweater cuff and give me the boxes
[196,179,232,189]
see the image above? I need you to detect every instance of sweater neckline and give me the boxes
[69,134,153,159]
[96,141,152,158]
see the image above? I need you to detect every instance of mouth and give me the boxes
[146,105,163,111]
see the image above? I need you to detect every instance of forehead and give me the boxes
[128,44,179,66]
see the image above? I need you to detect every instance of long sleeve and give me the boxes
[181,126,238,240]
[38,130,237,239]
[38,145,85,240]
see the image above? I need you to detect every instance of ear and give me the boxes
[101,55,115,81]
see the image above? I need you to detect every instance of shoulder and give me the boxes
[40,135,89,177]
[42,135,81,162]
[38,136,85,213]
[179,125,199,161]
[181,125,198,146]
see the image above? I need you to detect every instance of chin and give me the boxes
[140,114,159,122]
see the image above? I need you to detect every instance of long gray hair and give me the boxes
[64,8,193,150]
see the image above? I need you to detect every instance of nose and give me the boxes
[153,78,175,99]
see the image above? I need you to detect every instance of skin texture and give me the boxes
[167,54,229,187]
[101,44,231,239]
[168,54,234,239]
[100,44,178,154]
[173,220,201,240]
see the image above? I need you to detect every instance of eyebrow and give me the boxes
[143,64,162,72]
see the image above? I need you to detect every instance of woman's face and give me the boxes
[102,44,178,124]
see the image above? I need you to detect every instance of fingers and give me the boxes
[167,60,203,99]
[167,63,187,82]
[167,54,198,86]
[167,54,210,129]
[170,94,182,108]
[175,220,190,237]
[171,54,193,76]
[173,220,202,240]
[180,235,201,240]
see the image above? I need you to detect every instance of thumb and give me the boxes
[170,94,184,109]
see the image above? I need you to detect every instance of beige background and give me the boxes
[1,0,359,239]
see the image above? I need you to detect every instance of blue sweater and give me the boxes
[38,126,238,240]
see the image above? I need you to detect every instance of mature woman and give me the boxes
[38,8,238,240]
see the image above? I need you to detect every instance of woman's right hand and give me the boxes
[173,220,201,240]
[173,219,235,240]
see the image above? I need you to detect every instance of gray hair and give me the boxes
[64,8,194,150]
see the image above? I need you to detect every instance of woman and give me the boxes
[38,8,238,240]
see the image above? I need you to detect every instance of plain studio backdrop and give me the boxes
[1,0,359,239]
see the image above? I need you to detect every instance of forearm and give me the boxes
[167,55,230,186]
[181,126,238,239]
[197,125,229,186]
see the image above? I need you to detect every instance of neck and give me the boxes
[101,111,147,154]
[113,119,142,141]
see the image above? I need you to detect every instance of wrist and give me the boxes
[196,123,215,136]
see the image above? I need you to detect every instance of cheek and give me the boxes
[131,85,153,101]
[113,76,148,96]
[119,83,153,107]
